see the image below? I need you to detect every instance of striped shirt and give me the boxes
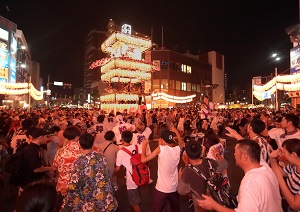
[284,164,300,212]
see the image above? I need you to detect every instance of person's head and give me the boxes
[204,95,209,103]
[274,117,282,128]
[136,122,145,133]
[104,131,115,141]
[50,126,60,135]
[16,180,57,212]
[97,115,105,123]
[248,118,266,135]
[59,121,68,130]
[74,112,81,119]
[234,139,261,168]
[159,124,169,135]
[116,115,123,122]
[282,138,300,164]
[27,127,48,145]
[63,126,81,141]
[121,130,133,143]
[79,133,94,150]
[281,114,299,129]
[205,129,220,147]
[186,140,202,160]
[160,130,176,145]
[21,118,33,130]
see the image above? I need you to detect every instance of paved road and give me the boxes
[0,137,243,212]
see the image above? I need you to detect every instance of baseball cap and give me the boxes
[161,130,175,144]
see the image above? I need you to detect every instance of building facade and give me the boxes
[146,49,213,108]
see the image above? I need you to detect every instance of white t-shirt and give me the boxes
[11,133,29,154]
[87,123,108,144]
[132,128,152,155]
[206,143,224,160]
[235,165,282,212]
[156,145,180,193]
[116,145,139,190]
[112,122,135,144]
[268,128,300,148]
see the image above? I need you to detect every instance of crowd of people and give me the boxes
[0,95,299,212]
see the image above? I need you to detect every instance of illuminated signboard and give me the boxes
[0,48,9,68]
[121,24,132,35]
[290,45,300,74]
[0,28,8,41]
[9,34,17,82]
[0,67,8,82]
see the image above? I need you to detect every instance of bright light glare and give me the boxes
[21,64,26,68]
[21,45,26,50]
[272,53,277,57]
[275,57,280,61]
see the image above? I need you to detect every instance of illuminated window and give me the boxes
[181,82,187,91]
[187,66,191,74]
[181,64,187,73]
[161,79,168,89]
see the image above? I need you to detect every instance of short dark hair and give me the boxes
[282,138,300,157]
[121,130,133,143]
[16,181,57,212]
[250,119,266,134]
[104,131,115,141]
[50,125,60,134]
[97,115,105,123]
[79,133,94,149]
[186,140,202,160]
[63,126,81,140]
[283,114,299,128]
[22,119,33,130]
[237,139,261,163]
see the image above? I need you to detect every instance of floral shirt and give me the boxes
[53,141,83,195]
[61,151,118,212]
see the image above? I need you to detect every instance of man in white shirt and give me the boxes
[198,139,282,212]
[268,114,300,148]
[114,130,142,212]
[141,127,184,212]
[112,115,135,146]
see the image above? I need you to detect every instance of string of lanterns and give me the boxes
[151,92,196,103]
[0,82,43,100]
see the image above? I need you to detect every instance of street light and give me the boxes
[272,53,281,111]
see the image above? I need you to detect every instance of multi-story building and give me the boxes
[83,30,107,96]
[199,51,225,103]
[0,16,42,107]
[146,49,218,108]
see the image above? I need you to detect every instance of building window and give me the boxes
[176,81,181,90]
[170,80,175,89]
[152,79,160,90]
[197,84,201,92]
[187,65,191,74]
[187,82,191,91]
[161,79,168,89]
[181,82,187,91]
[192,84,197,92]
[181,64,186,73]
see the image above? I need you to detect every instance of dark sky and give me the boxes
[1,0,299,90]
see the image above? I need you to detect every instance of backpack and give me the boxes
[121,145,149,186]
[188,159,237,209]
[5,149,27,186]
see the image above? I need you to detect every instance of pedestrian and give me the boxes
[141,127,184,212]
[61,133,118,211]
[270,138,300,211]
[198,139,282,212]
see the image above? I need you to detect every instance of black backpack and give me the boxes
[188,159,237,209]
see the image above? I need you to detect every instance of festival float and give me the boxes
[90,24,154,111]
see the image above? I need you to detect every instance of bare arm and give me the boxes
[197,194,235,212]
[141,139,160,163]
[34,166,55,173]
[170,126,184,149]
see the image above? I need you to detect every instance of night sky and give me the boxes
[1,0,299,91]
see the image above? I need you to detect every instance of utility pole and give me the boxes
[275,67,278,111]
